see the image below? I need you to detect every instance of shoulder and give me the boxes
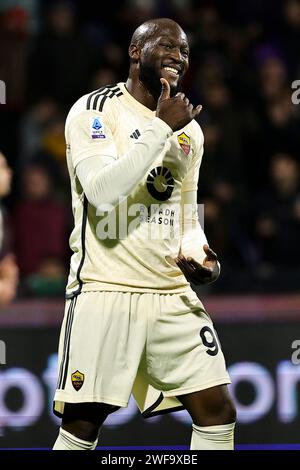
[66,83,124,128]
[85,83,124,113]
[180,119,204,157]
[187,119,204,147]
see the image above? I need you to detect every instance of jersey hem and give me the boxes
[66,283,192,296]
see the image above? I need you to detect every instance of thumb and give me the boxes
[203,244,218,260]
[159,78,170,101]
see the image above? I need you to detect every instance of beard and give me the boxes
[139,61,183,101]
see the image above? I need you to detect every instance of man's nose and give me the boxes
[169,47,182,62]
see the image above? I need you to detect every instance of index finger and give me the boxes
[191,104,202,118]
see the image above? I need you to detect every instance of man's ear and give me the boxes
[128,44,140,62]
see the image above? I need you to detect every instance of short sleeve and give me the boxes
[181,124,204,193]
[66,108,118,168]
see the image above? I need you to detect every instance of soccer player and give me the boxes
[53,18,236,450]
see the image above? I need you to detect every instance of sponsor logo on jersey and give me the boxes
[71,370,84,391]
[146,166,174,201]
[90,117,106,139]
[177,132,190,155]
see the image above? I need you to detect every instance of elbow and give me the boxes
[84,188,117,214]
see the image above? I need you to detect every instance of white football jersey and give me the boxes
[65,82,204,296]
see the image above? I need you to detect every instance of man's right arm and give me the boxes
[73,79,201,210]
[75,117,172,210]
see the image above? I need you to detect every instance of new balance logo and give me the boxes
[130,129,141,139]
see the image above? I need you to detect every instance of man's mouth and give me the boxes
[162,65,181,76]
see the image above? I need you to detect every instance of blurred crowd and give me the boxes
[1,0,300,297]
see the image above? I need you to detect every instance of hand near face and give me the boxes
[156,78,202,131]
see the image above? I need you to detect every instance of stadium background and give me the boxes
[0,0,300,449]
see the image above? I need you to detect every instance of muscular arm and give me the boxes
[75,117,172,209]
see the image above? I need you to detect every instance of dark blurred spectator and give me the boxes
[23,256,66,297]
[19,99,60,167]
[118,0,156,30]
[0,152,19,305]
[100,41,125,71]
[18,99,69,199]
[90,67,119,90]
[13,162,68,278]
[193,5,225,54]
[280,0,300,75]
[241,53,300,188]
[200,81,244,187]
[17,102,71,216]
[0,5,31,109]
[27,1,95,105]
[201,178,249,269]
[263,90,300,156]
[252,153,300,269]
[202,196,227,258]
[41,113,66,164]
[259,56,288,102]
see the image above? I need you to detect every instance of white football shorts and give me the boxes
[54,289,231,418]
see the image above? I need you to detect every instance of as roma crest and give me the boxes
[71,370,84,391]
[177,132,191,156]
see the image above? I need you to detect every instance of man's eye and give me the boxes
[161,43,172,49]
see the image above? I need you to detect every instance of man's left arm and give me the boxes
[176,189,220,285]
[175,124,220,285]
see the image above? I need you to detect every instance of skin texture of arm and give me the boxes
[75,117,172,210]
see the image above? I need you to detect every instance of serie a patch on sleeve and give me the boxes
[90,117,106,139]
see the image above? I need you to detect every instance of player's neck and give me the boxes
[125,78,157,111]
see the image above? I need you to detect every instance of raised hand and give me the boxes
[156,78,202,131]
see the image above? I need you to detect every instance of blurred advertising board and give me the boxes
[0,295,299,448]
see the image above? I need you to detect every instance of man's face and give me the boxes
[0,154,12,198]
[139,24,189,99]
